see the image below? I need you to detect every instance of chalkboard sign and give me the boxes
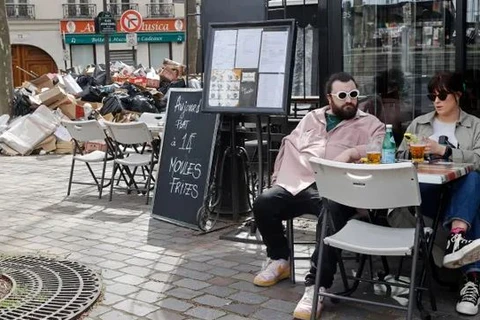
[151,89,220,230]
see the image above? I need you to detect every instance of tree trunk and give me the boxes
[185,0,198,75]
[0,0,13,115]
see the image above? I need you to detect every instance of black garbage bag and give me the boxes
[141,91,164,113]
[124,95,158,113]
[156,95,168,113]
[12,89,32,117]
[100,95,125,115]
[170,78,186,89]
[93,65,106,86]
[158,78,186,95]
[120,82,142,96]
[79,86,107,102]
[76,75,97,89]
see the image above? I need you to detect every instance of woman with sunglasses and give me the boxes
[397,71,480,316]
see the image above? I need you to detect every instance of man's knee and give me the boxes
[253,191,274,218]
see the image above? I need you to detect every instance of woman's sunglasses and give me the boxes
[330,89,360,100]
[427,91,449,102]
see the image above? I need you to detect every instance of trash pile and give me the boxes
[0,59,193,156]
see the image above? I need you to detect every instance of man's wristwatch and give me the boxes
[443,146,452,160]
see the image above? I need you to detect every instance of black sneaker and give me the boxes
[443,233,480,269]
[457,276,480,315]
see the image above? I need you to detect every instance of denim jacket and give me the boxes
[397,110,480,169]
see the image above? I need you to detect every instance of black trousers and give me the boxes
[253,184,356,288]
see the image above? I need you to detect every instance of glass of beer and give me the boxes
[366,138,382,164]
[409,137,427,163]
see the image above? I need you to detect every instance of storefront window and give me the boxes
[149,43,170,69]
[71,45,95,69]
[466,0,480,117]
[342,0,456,144]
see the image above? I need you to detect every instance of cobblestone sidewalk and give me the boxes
[0,155,468,319]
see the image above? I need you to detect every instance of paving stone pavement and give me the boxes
[0,155,472,319]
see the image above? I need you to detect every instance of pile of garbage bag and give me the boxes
[1,58,196,156]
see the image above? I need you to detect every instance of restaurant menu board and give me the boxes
[151,89,220,230]
[202,20,296,115]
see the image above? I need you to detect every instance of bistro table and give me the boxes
[416,162,474,184]
[412,161,475,313]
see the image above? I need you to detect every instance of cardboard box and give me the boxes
[84,140,107,153]
[55,140,74,154]
[128,76,147,87]
[0,105,59,155]
[35,86,67,108]
[35,135,57,153]
[146,78,160,88]
[159,67,178,82]
[77,100,103,110]
[30,75,54,91]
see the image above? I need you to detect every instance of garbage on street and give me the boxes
[0,59,187,156]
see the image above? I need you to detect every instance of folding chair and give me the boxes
[308,158,435,320]
[104,121,157,205]
[62,120,113,199]
[286,214,318,284]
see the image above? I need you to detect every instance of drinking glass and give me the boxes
[366,138,382,164]
[409,137,427,163]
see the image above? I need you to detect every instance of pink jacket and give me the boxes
[273,106,386,195]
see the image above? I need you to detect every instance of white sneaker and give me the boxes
[253,258,290,287]
[293,286,324,320]
[456,281,480,315]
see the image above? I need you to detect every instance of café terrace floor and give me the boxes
[0,154,473,319]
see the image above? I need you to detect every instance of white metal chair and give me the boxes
[62,120,113,199]
[138,112,165,126]
[104,121,157,204]
[309,157,435,320]
[286,214,318,284]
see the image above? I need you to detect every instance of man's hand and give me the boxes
[333,148,360,163]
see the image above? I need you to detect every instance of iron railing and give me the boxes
[62,3,97,19]
[6,4,35,19]
[146,3,174,18]
[107,2,139,17]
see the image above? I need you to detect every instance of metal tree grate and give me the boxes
[0,256,102,320]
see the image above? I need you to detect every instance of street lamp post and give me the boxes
[103,0,111,84]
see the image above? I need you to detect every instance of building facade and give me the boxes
[7,0,185,86]
[268,0,480,143]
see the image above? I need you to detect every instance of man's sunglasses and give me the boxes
[427,91,450,102]
[330,89,360,100]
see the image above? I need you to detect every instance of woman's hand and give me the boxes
[426,139,447,156]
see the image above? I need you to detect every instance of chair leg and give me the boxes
[381,256,390,276]
[145,161,154,205]
[334,255,366,297]
[407,215,422,320]
[99,158,108,199]
[334,250,350,292]
[368,256,374,280]
[85,163,100,187]
[67,158,75,196]
[417,229,437,312]
[109,162,117,201]
[311,211,328,320]
[286,219,295,284]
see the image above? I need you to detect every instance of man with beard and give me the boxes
[252,72,385,319]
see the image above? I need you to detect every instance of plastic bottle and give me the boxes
[381,124,396,164]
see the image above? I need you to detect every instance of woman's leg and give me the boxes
[443,172,480,269]
[419,182,444,220]
[443,172,480,231]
